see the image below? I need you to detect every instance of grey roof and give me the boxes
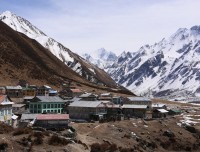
[122,104,147,109]
[157,109,168,113]
[6,85,22,90]
[23,96,35,100]
[79,93,97,98]
[35,96,67,102]
[69,101,102,108]
[152,104,166,108]
[127,97,151,102]
[21,114,38,120]
[12,104,26,108]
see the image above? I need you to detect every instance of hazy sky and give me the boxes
[1,0,200,55]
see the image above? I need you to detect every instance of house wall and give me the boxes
[123,108,146,118]
[68,107,106,120]
[0,88,6,95]
[6,89,23,98]
[23,89,36,96]
[0,105,12,125]
[29,102,65,114]
[34,119,69,128]
[12,106,26,114]
[124,100,152,108]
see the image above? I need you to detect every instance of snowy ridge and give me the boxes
[107,26,200,99]
[82,48,117,69]
[0,11,107,85]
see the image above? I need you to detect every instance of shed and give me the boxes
[168,109,181,115]
[33,114,69,129]
[121,104,148,118]
[152,109,169,118]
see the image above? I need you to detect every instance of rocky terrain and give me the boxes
[1,101,200,152]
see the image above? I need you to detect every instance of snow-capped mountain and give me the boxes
[107,26,200,99]
[0,11,117,87]
[82,48,117,69]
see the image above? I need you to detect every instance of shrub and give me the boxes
[0,122,13,133]
[13,128,32,136]
[0,142,8,151]
[90,142,118,152]
[48,135,70,146]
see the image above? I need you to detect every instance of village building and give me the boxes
[33,114,70,129]
[68,100,111,120]
[12,104,26,114]
[28,96,67,114]
[20,114,38,127]
[124,97,152,109]
[22,87,36,96]
[112,96,123,105]
[37,85,51,96]
[0,95,14,125]
[152,109,169,118]
[5,85,23,98]
[168,109,182,115]
[121,104,148,118]
[59,88,82,98]
[98,93,113,101]
[49,89,58,96]
[79,93,98,101]
[0,87,6,95]
[152,103,167,110]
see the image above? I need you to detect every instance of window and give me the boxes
[43,104,46,109]
[34,104,37,109]
[58,104,60,108]
[51,104,54,108]
[47,104,50,108]
[55,104,57,108]
[38,104,41,109]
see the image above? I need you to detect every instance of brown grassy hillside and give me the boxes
[0,21,134,95]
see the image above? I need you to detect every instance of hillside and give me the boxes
[0,11,118,88]
[0,21,133,95]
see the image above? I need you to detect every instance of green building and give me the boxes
[29,96,68,114]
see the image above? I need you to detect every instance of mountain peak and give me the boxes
[1,11,15,17]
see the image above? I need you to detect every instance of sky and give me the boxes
[1,0,200,55]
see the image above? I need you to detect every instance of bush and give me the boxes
[48,135,70,146]
[0,122,13,133]
[0,142,8,151]
[13,128,32,136]
[90,142,118,152]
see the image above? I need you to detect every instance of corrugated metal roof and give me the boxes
[21,114,38,120]
[157,109,168,113]
[127,97,151,102]
[35,96,67,102]
[6,85,22,90]
[122,104,147,109]
[12,104,26,108]
[0,95,13,105]
[23,96,35,100]
[69,101,102,108]
[79,93,97,98]
[49,90,58,94]
[36,114,69,120]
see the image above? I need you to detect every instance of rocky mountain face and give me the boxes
[106,26,200,99]
[82,48,117,69]
[0,11,117,88]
